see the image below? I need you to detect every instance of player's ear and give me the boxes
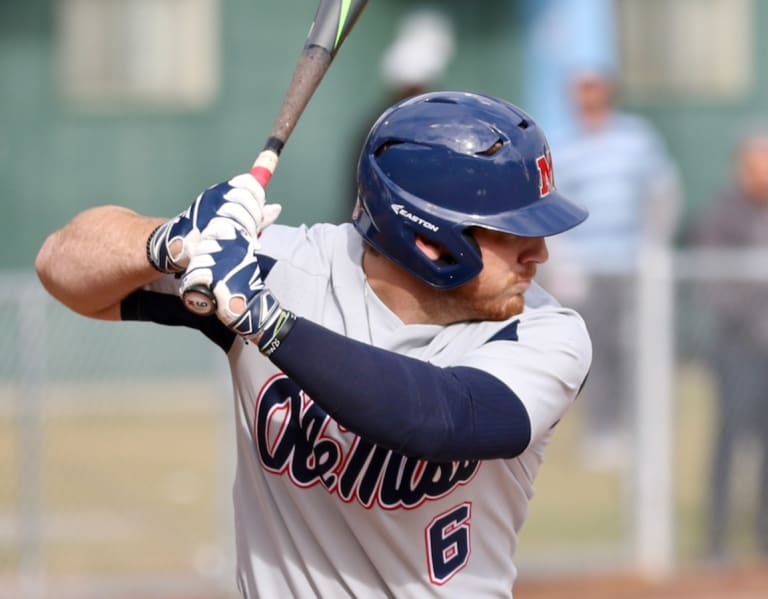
[414,234,469,268]
[415,233,477,267]
[414,235,443,261]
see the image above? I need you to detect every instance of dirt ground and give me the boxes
[119,564,768,599]
[514,563,768,599]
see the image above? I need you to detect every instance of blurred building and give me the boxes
[0,0,521,267]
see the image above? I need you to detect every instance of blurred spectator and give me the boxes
[687,132,768,561]
[346,6,455,215]
[545,68,682,468]
[379,6,456,103]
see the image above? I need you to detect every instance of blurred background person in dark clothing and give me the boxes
[687,132,768,561]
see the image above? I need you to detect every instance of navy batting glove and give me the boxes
[181,230,295,355]
[146,174,281,274]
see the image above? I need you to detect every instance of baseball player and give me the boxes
[36,92,592,598]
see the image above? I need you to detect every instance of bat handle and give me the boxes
[182,284,217,316]
[250,148,280,189]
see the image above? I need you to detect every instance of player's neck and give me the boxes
[362,251,445,325]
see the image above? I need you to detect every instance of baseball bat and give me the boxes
[182,0,369,316]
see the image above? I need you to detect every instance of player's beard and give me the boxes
[450,280,526,322]
[420,275,528,324]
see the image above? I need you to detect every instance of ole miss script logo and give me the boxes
[254,374,480,509]
[536,151,555,197]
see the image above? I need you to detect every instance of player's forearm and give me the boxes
[36,206,165,319]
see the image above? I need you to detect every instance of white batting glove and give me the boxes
[146,173,281,273]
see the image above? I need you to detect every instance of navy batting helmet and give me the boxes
[352,91,588,288]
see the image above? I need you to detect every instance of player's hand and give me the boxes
[146,173,282,273]
[181,232,295,354]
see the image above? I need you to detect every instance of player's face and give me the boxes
[446,228,548,321]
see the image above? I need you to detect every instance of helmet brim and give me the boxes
[465,191,588,238]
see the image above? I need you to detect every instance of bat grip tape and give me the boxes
[251,138,285,188]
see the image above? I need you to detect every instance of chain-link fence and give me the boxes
[2,253,767,597]
[518,247,768,581]
[0,275,237,599]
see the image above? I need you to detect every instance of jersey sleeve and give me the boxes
[457,308,592,442]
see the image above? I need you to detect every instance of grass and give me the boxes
[0,380,226,583]
[520,361,763,569]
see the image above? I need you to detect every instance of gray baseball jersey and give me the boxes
[138,222,591,598]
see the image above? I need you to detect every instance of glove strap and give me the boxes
[146,224,167,273]
[229,288,297,355]
[257,309,297,356]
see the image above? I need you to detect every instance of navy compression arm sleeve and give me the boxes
[268,317,531,461]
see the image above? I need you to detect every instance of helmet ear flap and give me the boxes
[462,229,481,259]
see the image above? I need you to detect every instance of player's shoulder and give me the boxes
[258,222,339,255]
[452,283,592,406]
[516,283,591,353]
[521,302,591,351]
[467,282,590,353]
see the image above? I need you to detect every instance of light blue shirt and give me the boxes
[552,113,677,273]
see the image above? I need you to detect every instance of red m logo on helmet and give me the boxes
[536,152,555,197]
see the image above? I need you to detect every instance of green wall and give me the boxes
[625,1,768,239]
[4,1,768,267]
[0,0,521,270]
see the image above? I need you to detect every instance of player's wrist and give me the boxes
[146,220,186,274]
[146,223,167,273]
[256,308,297,356]
[223,284,296,355]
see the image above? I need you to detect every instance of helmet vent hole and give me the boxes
[475,139,504,156]
[374,141,404,157]
[518,119,530,129]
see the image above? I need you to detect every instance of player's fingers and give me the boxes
[228,173,266,207]
[167,229,200,268]
[189,237,224,257]
[213,252,263,324]
[217,194,261,236]
[181,259,214,294]
[200,217,241,241]
[261,204,282,230]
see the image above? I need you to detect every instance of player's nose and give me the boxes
[519,237,548,265]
